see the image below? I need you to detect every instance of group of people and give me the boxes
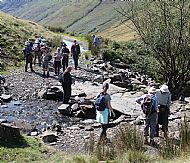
[23,37,81,77]
[95,83,171,144]
[136,84,171,145]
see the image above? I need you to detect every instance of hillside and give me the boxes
[0,11,56,70]
[0,0,130,37]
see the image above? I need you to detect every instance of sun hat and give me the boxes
[160,84,169,93]
[148,87,157,94]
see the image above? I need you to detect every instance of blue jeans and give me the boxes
[144,112,157,139]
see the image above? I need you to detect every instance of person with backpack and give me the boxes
[155,84,171,138]
[41,47,52,77]
[60,66,72,104]
[23,41,35,72]
[71,40,80,70]
[136,87,158,145]
[96,83,115,141]
[61,42,70,72]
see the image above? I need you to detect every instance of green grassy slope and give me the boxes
[0,11,56,69]
[0,0,127,35]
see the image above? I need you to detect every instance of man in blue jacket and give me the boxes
[136,87,158,145]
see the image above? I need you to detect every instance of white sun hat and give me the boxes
[160,84,169,93]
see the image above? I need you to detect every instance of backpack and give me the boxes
[141,95,155,115]
[95,93,107,111]
[47,55,52,61]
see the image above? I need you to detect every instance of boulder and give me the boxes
[13,119,33,132]
[58,104,71,115]
[42,131,57,143]
[0,94,12,102]
[0,123,21,140]
[38,86,63,101]
[109,74,122,83]
[110,61,130,69]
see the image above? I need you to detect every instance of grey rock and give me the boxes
[58,104,71,115]
[42,132,57,143]
[0,94,12,102]
[85,126,94,131]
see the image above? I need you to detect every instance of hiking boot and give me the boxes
[31,69,35,72]
[42,72,46,77]
[150,139,157,147]
[144,137,149,145]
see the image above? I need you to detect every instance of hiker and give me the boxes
[61,66,72,104]
[33,37,41,66]
[53,47,62,76]
[136,87,158,145]
[42,47,52,77]
[61,42,70,72]
[96,83,116,141]
[23,41,35,72]
[71,40,80,70]
[92,35,101,48]
[156,84,171,137]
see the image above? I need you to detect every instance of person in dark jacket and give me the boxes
[23,41,35,72]
[61,42,70,72]
[71,40,80,70]
[61,66,72,104]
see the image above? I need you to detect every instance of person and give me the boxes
[61,42,70,72]
[92,35,101,48]
[156,84,171,137]
[61,66,72,104]
[23,41,35,72]
[41,47,52,77]
[53,47,62,76]
[96,83,115,141]
[33,37,41,66]
[136,87,158,145]
[71,40,80,70]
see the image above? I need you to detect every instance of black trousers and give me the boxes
[62,56,69,72]
[25,57,33,72]
[100,124,108,139]
[63,85,71,104]
[73,55,78,69]
[156,105,169,136]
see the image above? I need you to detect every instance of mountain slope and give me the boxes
[0,11,56,69]
[0,0,125,34]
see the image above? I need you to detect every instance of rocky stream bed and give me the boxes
[0,55,190,154]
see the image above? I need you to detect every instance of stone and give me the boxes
[1,105,8,108]
[109,74,122,82]
[0,119,7,123]
[0,94,12,102]
[91,123,101,128]
[112,115,126,124]
[58,104,71,115]
[67,126,80,130]
[42,132,57,143]
[130,78,141,85]
[13,119,33,131]
[0,123,21,140]
[85,126,94,131]
[71,103,79,112]
[38,86,63,101]
[30,131,38,136]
